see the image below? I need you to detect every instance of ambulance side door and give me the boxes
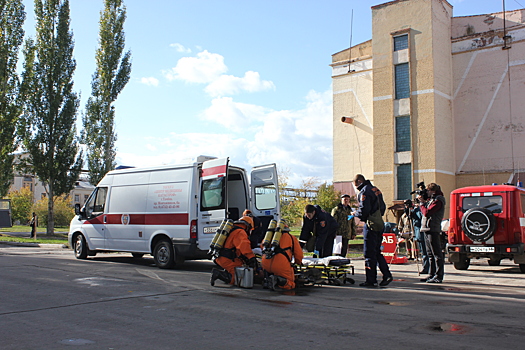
[250,164,280,220]
[198,158,229,249]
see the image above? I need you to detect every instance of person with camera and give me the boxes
[418,183,446,283]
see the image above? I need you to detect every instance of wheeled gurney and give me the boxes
[295,256,355,287]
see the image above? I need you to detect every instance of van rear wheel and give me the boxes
[520,264,525,273]
[153,239,175,269]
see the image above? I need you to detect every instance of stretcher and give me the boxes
[295,256,355,287]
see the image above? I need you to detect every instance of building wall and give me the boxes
[331,41,374,197]
[451,13,525,185]
[371,0,454,205]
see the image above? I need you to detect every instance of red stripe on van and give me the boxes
[86,213,189,226]
[202,165,227,177]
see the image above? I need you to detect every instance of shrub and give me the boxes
[32,195,74,227]
[6,187,34,224]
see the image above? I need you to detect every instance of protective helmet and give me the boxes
[235,216,254,231]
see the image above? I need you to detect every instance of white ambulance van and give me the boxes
[68,156,280,269]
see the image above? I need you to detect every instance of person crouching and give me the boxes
[211,216,257,286]
[261,223,303,290]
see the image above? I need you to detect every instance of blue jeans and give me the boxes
[417,239,430,274]
[363,224,392,283]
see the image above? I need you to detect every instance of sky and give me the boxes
[20,0,525,187]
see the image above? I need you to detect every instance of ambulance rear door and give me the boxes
[250,164,280,223]
[198,157,229,249]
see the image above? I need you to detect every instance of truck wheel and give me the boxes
[74,234,88,259]
[488,257,501,266]
[520,264,525,273]
[153,239,175,269]
[461,207,496,242]
[453,257,470,270]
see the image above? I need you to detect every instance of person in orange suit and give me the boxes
[261,224,304,290]
[211,216,257,286]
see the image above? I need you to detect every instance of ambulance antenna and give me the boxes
[348,9,355,73]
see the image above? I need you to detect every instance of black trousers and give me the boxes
[424,231,444,280]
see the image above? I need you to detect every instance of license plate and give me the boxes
[469,246,495,253]
[203,226,219,234]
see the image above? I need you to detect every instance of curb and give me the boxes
[0,241,68,249]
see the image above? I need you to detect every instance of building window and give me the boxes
[74,194,80,203]
[396,116,411,152]
[394,34,408,51]
[395,63,410,99]
[397,164,412,200]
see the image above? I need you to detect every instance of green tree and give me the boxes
[0,0,25,197]
[314,182,341,213]
[19,0,82,235]
[6,186,33,224]
[82,0,131,185]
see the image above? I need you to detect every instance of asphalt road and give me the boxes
[1,243,524,350]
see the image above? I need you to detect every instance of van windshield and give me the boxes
[462,195,502,213]
[201,177,225,210]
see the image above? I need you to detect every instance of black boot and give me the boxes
[210,268,231,286]
[269,275,287,291]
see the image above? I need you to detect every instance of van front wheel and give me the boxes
[74,234,88,259]
[153,240,175,269]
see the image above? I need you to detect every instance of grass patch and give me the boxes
[0,225,69,233]
[0,234,69,245]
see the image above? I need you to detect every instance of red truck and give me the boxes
[447,184,525,273]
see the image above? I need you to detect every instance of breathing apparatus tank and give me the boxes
[209,219,234,255]
[262,219,278,249]
[270,219,288,247]
[209,219,228,252]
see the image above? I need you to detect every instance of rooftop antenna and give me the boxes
[348,9,355,73]
[502,0,512,49]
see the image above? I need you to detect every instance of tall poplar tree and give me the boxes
[20,0,82,235]
[0,0,25,197]
[83,0,131,185]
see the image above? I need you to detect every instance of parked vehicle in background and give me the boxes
[68,156,280,269]
[0,199,12,228]
[447,184,525,273]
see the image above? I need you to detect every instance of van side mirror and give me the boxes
[74,204,81,215]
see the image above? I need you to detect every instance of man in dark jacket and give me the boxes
[419,183,446,283]
[352,174,393,287]
[299,204,338,258]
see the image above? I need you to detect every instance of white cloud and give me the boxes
[164,50,274,97]
[140,77,159,86]
[169,43,192,53]
[205,71,275,97]
[164,50,227,83]
[116,89,333,187]
[201,97,268,132]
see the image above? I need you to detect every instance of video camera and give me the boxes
[410,181,429,200]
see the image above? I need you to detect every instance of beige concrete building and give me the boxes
[332,0,525,216]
